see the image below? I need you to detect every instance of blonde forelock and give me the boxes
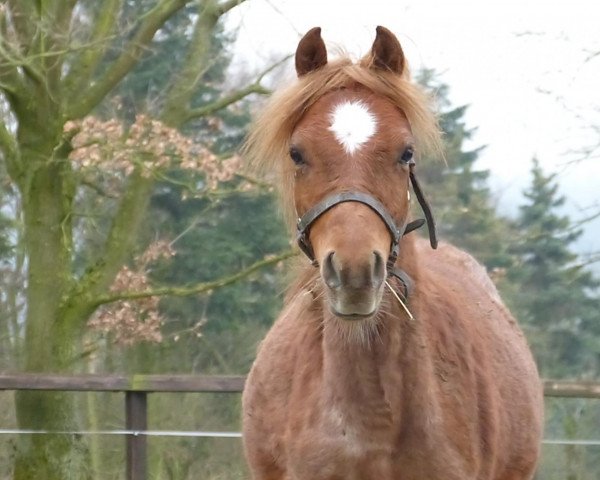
[242,55,442,229]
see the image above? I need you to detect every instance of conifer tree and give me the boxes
[508,158,599,377]
[417,71,514,270]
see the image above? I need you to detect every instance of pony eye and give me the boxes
[399,147,414,164]
[289,147,305,166]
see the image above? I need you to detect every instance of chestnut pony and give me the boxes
[242,27,543,480]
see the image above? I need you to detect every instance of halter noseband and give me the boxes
[295,164,437,275]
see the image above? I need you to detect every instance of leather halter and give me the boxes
[295,164,437,280]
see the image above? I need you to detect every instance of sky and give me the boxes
[226,0,600,260]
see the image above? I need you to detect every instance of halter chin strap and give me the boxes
[296,164,437,272]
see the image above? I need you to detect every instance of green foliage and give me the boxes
[124,183,288,375]
[417,73,599,382]
[417,70,515,270]
[507,159,600,378]
[539,398,600,480]
[102,2,235,124]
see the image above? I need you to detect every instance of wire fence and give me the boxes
[0,429,599,446]
[1,374,599,479]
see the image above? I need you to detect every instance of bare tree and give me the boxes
[0,1,283,477]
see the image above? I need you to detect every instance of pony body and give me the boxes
[242,26,542,480]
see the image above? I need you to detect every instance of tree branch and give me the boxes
[160,0,223,126]
[67,0,192,120]
[51,0,78,23]
[183,54,290,121]
[93,249,297,306]
[0,119,21,182]
[0,8,27,95]
[0,118,15,155]
[217,0,247,16]
[79,178,120,199]
[59,170,155,329]
[2,1,73,94]
[584,50,600,64]
[62,0,124,97]
[569,207,600,231]
[39,0,78,94]
[5,1,36,56]
[185,83,270,121]
[159,0,249,126]
[234,172,274,190]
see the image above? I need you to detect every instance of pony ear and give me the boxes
[295,27,328,77]
[370,26,405,74]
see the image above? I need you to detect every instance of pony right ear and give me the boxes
[295,27,328,77]
[370,26,405,75]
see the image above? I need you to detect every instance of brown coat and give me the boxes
[242,26,543,480]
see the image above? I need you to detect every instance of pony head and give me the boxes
[245,26,441,320]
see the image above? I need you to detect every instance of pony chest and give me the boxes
[286,401,396,479]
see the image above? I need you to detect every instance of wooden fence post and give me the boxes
[125,391,148,480]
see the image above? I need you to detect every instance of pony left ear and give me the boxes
[370,26,405,74]
[295,27,328,77]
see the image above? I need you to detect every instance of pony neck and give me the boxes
[320,235,425,408]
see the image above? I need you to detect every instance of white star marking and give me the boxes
[329,101,377,155]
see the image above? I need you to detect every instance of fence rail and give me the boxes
[2,373,598,397]
[1,374,599,480]
[0,373,246,392]
[542,379,600,398]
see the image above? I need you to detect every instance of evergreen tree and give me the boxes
[417,70,515,270]
[508,158,599,378]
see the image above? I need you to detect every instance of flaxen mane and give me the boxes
[243,55,442,226]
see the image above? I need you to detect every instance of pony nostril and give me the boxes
[322,252,341,289]
[372,251,385,287]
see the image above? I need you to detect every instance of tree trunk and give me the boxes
[14,391,91,480]
[13,151,92,479]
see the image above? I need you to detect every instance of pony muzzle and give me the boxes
[321,250,386,319]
